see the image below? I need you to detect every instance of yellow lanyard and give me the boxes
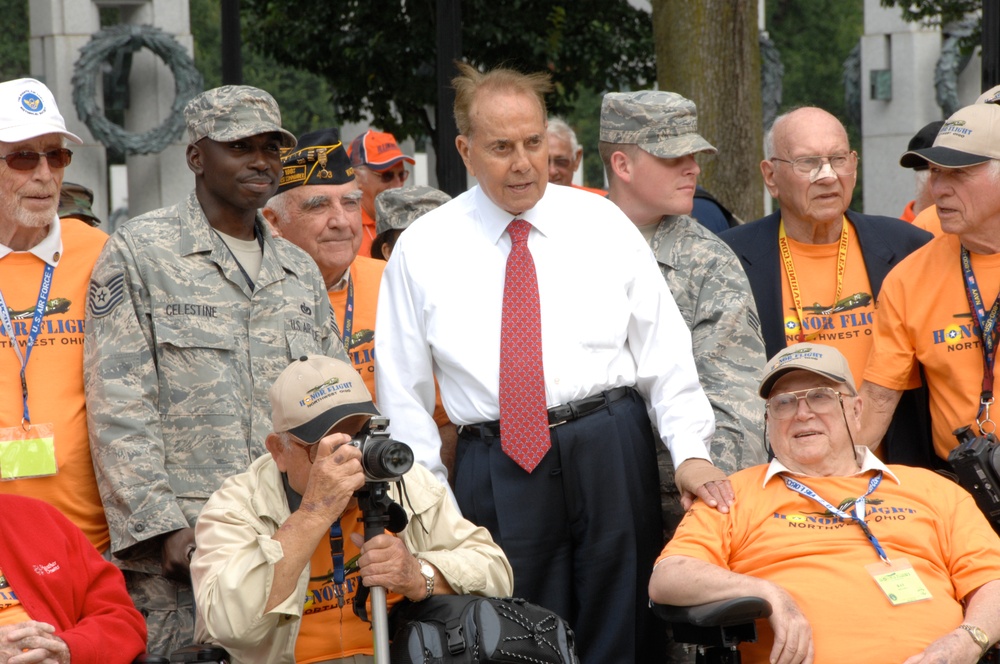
[778,218,849,342]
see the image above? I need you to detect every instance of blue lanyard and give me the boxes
[960,246,1000,425]
[340,271,354,350]
[329,521,346,606]
[782,471,889,562]
[0,263,55,426]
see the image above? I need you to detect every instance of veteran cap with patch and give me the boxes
[348,129,415,170]
[375,185,451,235]
[600,91,717,159]
[184,85,296,148]
[58,182,101,226]
[758,343,856,398]
[900,103,1000,169]
[0,78,82,144]
[277,127,354,194]
[269,355,379,444]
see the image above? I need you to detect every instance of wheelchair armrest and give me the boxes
[652,597,772,627]
[169,644,231,663]
[132,656,170,664]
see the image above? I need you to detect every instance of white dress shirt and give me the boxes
[376,183,715,485]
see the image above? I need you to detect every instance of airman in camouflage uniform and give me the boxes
[601,91,767,544]
[84,85,348,656]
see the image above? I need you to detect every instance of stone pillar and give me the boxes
[28,1,107,222]
[29,0,194,230]
[118,0,194,221]
[861,0,981,217]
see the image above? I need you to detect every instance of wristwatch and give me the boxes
[417,559,435,601]
[959,624,990,656]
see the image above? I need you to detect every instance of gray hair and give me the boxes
[264,190,291,225]
[547,116,580,153]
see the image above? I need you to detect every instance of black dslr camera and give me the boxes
[349,416,414,481]
[948,426,1000,534]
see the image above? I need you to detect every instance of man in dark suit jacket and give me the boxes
[720,107,932,464]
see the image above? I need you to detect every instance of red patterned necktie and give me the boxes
[499,219,550,472]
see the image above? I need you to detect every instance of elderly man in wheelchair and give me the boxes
[188,356,513,663]
[650,343,1000,664]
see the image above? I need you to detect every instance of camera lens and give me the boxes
[362,438,414,480]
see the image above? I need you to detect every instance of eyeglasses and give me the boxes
[770,152,858,178]
[0,148,73,171]
[766,387,848,420]
[375,169,409,184]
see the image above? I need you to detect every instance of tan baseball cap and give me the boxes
[900,103,1000,169]
[758,343,857,398]
[269,355,379,444]
[976,85,1000,105]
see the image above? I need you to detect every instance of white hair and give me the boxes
[547,116,580,153]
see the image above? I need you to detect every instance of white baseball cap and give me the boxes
[0,78,82,145]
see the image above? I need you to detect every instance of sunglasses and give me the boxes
[0,148,73,171]
[375,169,409,184]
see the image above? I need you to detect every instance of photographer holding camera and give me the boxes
[190,356,513,664]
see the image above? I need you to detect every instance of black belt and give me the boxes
[457,386,631,438]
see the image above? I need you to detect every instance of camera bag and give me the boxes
[389,595,578,664]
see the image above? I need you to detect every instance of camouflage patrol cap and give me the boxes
[375,185,451,235]
[184,85,296,148]
[270,355,379,444]
[58,181,101,226]
[277,127,354,194]
[600,91,717,159]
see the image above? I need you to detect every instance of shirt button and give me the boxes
[135,523,145,532]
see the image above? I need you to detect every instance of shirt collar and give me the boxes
[0,216,63,266]
[474,184,555,245]
[763,446,900,486]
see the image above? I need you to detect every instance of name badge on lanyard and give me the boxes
[783,472,931,606]
[0,263,58,480]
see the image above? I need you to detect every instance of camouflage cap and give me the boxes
[277,127,354,194]
[58,181,101,226]
[600,91,717,159]
[184,85,296,148]
[375,185,451,235]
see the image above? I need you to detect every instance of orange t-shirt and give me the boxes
[328,257,384,399]
[779,220,875,385]
[658,464,1000,663]
[294,505,403,662]
[330,257,451,429]
[0,220,110,551]
[0,568,30,627]
[359,208,377,258]
[900,200,917,223]
[864,234,1000,459]
[912,205,943,238]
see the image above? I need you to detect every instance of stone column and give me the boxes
[29,0,194,230]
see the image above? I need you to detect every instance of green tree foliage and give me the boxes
[239,0,655,147]
[189,0,332,137]
[880,0,981,51]
[766,0,864,124]
[0,0,29,82]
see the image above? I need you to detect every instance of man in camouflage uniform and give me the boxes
[84,86,347,656]
[600,91,767,538]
